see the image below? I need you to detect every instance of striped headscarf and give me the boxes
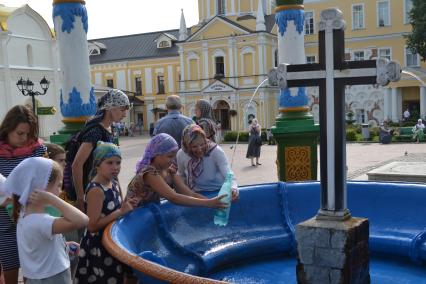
[136,133,179,173]
[181,124,217,189]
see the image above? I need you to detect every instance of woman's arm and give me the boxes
[212,147,239,201]
[85,187,132,233]
[172,174,207,199]
[144,172,226,208]
[71,142,93,210]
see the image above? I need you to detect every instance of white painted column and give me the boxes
[228,37,236,86]
[231,0,235,14]
[202,42,209,88]
[391,87,399,122]
[168,65,174,93]
[420,86,426,120]
[257,34,266,84]
[178,46,185,92]
[384,88,391,121]
[207,0,211,18]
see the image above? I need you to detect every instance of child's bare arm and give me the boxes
[29,191,89,234]
[172,174,207,199]
[145,173,227,209]
[86,187,132,233]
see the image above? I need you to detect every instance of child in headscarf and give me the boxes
[125,133,227,209]
[3,157,88,284]
[70,89,131,211]
[75,142,134,284]
[177,124,239,200]
[195,99,217,142]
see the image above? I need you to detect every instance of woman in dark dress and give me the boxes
[246,118,262,166]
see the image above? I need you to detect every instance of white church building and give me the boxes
[0,4,62,139]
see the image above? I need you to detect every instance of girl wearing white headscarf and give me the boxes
[4,157,88,284]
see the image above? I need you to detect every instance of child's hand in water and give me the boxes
[119,201,133,216]
[208,194,229,209]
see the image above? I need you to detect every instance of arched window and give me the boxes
[27,44,33,67]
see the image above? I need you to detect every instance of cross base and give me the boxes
[316,209,351,221]
[296,217,370,284]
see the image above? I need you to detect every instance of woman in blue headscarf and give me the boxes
[126,133,227,209]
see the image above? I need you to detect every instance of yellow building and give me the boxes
[304,0,426,124]
[89,0,425,131]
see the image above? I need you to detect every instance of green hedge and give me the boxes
[223,130,268,142]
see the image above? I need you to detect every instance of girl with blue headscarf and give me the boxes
[126,133,227,209]
[75,142,134,284]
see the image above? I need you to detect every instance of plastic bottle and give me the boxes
[214,172,233,226]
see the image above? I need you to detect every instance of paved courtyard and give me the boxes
[118,134,426,194]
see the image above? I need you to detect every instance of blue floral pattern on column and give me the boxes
[53,2,88,34]
[280,87,308,108]
[275,9,305,36]
[60,87,97,117]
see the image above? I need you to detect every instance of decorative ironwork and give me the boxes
[285,146,311,180]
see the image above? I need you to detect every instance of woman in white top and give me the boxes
[177,124,238,200]
[412,119,425,143]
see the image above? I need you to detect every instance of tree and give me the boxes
[406,0,426,61]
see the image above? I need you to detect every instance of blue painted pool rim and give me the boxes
[103,181,426,283]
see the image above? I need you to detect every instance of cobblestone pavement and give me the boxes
[118,135,426,192]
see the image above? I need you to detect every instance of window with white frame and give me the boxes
[406,47,419,67]
[354,51,365,61]
[215,56,225,77]
[377,1,390,27]
[274,49,278,67]
[378,48,391,60]
[306,55,316,64]
[352,4,364,30]
[217,0,225,15]
[405,0,413,24]
[304,11,314,35]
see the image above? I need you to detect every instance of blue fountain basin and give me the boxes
[104,181,426,283]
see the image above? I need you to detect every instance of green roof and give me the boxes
[276,0,304,6]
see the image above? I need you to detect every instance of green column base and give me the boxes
[49,119,86,147]
[272,111,319,182]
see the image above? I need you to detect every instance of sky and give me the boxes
[2,0,200,39]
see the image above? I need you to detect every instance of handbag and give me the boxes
[255,135,262,146]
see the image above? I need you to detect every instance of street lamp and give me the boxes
[16,76,50,114]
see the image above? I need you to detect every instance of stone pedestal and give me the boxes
[367,162,426,183]
[295,217,370,284]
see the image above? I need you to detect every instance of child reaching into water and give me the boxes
[126,133,228,209]
[3,157,88,284]
[75,142,134,284]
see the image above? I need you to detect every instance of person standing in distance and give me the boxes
[153,95,193,148]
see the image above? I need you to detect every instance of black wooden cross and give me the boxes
[268,8,401,220]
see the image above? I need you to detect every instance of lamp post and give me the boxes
[16,77,50,114]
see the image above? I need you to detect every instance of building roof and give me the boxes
[89,14,277,65]
[89,29,181,64]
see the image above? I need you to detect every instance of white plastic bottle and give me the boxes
[214,172,233,226]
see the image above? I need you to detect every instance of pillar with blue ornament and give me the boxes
[271,0,319,182]
[50,0,97,145]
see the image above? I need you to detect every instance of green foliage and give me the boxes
[346,130,357,141]
[406,0,426,61]
[223,131,249,142]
